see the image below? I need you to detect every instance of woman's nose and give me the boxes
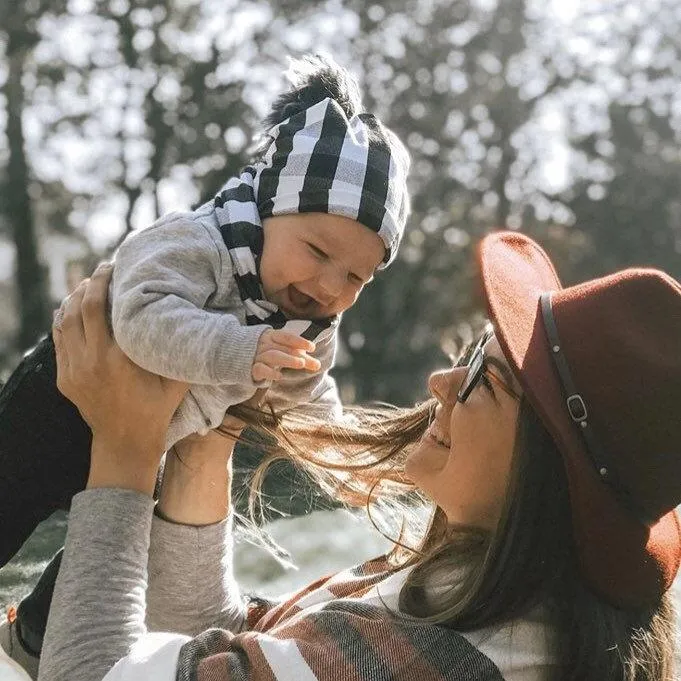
[428,369,454,403]
[428,366,468,404]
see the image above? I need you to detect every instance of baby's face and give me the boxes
[259,213,385,319]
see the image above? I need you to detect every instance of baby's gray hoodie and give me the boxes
[111,200,340,449]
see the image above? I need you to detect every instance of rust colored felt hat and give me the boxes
[478,231,681,608]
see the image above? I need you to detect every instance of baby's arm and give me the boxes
[112,214,266,386]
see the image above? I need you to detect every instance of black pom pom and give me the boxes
[263,54,363,129]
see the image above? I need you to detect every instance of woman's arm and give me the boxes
[39,265,189,681]
[146,431,248,636]
[39,489,159,681]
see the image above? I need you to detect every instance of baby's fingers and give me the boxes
[268,330,316,353]
[300,353,322,372]
[257,349,309,371]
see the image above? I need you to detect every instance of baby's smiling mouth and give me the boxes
[286,285,318,315]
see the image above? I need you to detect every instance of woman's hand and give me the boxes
[53,263,188,496]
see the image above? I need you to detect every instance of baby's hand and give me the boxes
[252,329,321,383]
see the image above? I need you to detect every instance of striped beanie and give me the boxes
[253,97,410,268]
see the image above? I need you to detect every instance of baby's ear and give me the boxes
[263,54,364,128]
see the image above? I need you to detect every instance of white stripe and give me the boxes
[289,585,336,609]
[252,141,278,198]
[243,298,270,320]
[254,298,279,314]
[223,199,260,224]
[229,246,257,277]
[459,610,556,681]
[258,636,319,681]
[270,109,319,209]
[102,632,190,681]
[282,319,313,336]
[266,99,336,213]
[327,127,367,221]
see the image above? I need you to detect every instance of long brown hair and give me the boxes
[226,393,676,681]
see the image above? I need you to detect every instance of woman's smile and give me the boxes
[424,417,451,448]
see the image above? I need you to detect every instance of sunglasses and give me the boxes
[456,334,520,404]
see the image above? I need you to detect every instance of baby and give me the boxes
[0,54,410,571]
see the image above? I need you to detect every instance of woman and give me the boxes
[34,231,681,680]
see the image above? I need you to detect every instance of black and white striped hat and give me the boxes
[253,97,410,268]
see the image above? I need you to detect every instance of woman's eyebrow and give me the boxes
[485,356,519,393]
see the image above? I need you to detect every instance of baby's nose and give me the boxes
[318,265,345,298]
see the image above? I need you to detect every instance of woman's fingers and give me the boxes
[60,280,88,346]
[52,325,70,395]
[81,263,113,347]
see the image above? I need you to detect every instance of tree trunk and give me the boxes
[5,42,50,350]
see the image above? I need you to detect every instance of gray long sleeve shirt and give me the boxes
[111,202,341,448]
[38,489,247,681]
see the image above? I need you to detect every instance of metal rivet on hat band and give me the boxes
[539,292,655,527]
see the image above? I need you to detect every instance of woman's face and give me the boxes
[405,333,522,531]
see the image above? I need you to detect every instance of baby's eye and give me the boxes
[308,244,328,259]
[348,273,363,285]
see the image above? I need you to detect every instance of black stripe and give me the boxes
[356,115,390,234]
[219,222,264,252]
[176,628,246,681]
[322,601,505,681]
[215,182,257,207]
[394,612,505,680]
[266,310,288,329]
[257,111,311,216]
[301,321,329,340]
[314,604,398,681]
[298,104,346,213]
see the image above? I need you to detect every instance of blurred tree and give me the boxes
[558,0,681,280]
[39,0,266,252]
[101,0,262,245]
[0,0,56,350]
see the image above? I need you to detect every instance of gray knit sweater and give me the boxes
[110,201,340,449]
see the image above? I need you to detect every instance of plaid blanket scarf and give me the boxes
[175,556,509,681]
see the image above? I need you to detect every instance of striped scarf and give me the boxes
[214,168,336,343]
[175,557,508,681]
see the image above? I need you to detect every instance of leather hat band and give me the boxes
[540,292,655,527]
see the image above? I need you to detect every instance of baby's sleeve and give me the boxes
[111,213,267,386]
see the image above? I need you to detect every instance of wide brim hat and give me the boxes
[478,231,681,608]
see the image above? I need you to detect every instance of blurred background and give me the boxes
[1,0,680,608]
